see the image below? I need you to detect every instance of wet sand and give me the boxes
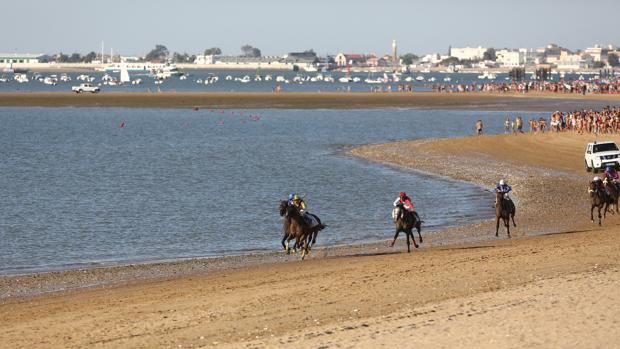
[0,91,619,110]
[2,132,620,348]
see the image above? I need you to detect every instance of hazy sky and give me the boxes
[2,0,618,56]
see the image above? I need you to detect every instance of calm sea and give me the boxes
[0,107,547,274]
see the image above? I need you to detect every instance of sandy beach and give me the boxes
[2,130,620,348]
[0,91,619,110]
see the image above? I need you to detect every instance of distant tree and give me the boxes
[483,48,497,61]
[440,57,460,66]
[145,44,169,62]
[54,53,69,63]
[304,49,315,54]
[241,44,261,57]
[172,52,192,63]
[592,61,605,69]
[204,47,222,56]
[400,53,419,65]
[608,53,619,67]
[68,53,82,63]
[189,54,196,62]
[83,51,97,63]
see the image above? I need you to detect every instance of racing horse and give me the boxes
[589,181,611,226]
[389,205,423,253]
[495,191,516,238]
[279,200,325,259]
[603,178,620,214]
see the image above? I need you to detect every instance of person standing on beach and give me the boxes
[504,117,511,134]
[476,120,483,136]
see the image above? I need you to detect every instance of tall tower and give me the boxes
[392,39,398,64]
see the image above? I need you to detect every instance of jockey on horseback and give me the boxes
[593,176,605,191]
[288,193,306,211]
[288,193,318,227]
[493,179,512,205]
[393,192,418,220]
[604,165,619,187]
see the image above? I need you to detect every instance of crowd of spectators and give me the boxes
[434,78,620,95]
[503,107,620,134]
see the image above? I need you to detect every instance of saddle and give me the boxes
[302,212,319,228]
[392,206,420,223]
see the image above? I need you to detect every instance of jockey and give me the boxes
[289,194,306,212]
[593,176,605,191]
[393,191,414,211]
[492,179,512,204]
[604,165,618,182]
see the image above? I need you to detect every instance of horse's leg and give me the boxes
[409,228,419,249]
[281,234,288,251]
[591,204,595,222]
[599,206,603,226]
[405,232,411,253]
[495,217,500,237]
[390,229,400,247]
[505,217,511,238]
[416,222,423,244]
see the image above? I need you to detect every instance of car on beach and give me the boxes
[585,141,620,173]
[71,83,100,93]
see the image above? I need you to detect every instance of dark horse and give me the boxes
[603,178,619,214]
[589,181,611,226]
[495,192,516,238]
[279,200,325,259]
[389,205,423,253]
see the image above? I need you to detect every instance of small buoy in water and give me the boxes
[193,107,199,111]
[217,120,224,125]
[119,121,125,128]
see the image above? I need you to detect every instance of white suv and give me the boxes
[585,141,620,173]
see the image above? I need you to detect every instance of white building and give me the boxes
[194,54,215,65]
[584,45,603,62]
[496,50,523,67]
[449,46,487,61]
[556,54,592,70]
[0,53,43,64]
[519,48,544,65]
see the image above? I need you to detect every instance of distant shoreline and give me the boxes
[0,91,619,110]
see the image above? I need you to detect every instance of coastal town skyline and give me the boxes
[4,0,620,56]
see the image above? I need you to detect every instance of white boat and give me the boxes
[339,77,353,83]
[323,75,334,83]
[264,74,273,81]
[152,63,183,79]
[131,79,142,85]
[179,75,187,80]
[428,77,436,82]
[478,71,496,80]
[237,75,251,83]
[59,74,71,82]
[196,79,203,84]
[14,73,29,83]
[415,75,425,81]
[443,77,452,82]
[43,77,57,85]
[275,76,286,82]
[225,75,233,80]
[120,65,131,83]
[302,64,318,72]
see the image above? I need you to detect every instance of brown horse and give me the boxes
[495,192,516,238]
[389,205,423,253]
[603,178,619,214]
[278,200,325,259]
[589,181,610,226]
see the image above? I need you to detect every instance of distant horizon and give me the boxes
[3,0,619,56]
